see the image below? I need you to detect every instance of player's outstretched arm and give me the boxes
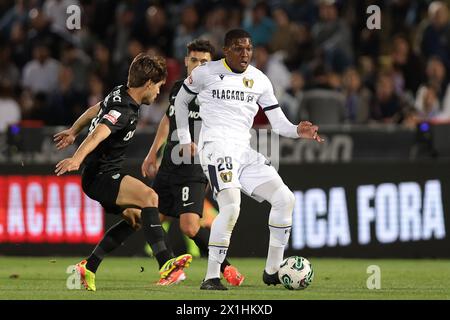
[264,106,324,143]
[55,123,111,176]
[53,102,101,150]
[142,114,169,178]
[259,75,323,143]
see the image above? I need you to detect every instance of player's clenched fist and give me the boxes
[55,157,80,176]
[297,121,324,143]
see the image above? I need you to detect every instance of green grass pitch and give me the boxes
[0,257,449,300]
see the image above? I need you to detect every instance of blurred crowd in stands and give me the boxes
[1,0,450,133]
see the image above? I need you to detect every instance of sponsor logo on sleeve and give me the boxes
[102,110,121,125]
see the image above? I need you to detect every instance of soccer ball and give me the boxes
[278,256,314,290]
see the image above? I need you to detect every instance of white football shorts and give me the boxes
[199,141,280,202]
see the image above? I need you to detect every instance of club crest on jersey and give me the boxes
[220,171,233,183]
[103,109,121,125]
[243,77,254,88]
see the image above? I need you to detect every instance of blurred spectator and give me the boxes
[284,22,315,71]
[87,72,105,107]
[115,39,145,85]
[370,72,411,123]
[26,8,63,59]
[300,65,346,125]
[358,55,377,92]
[279,71,304,123]
[200,6,228,57]
[132,5,174,57]
[82,0,117,40]
[8,22,29,69]
[269,7,292,53]
[242,1,275,46]
[415,56,450,119]
[0,0,32,39]
[253,45,290,99]
[282,0,317,27]
[61,42,91,92]
[391,34,424,95]
[91,42,114,90]
[48,65,87,125]
[0,44,20,89]
[357,28,381,60]
[110,3,135,68]
[419,1,450,70]
[311,0,353,73]
[388,0,425,35]
[0,81,20,132]
[422,56,449,95]
[21,42,60,95]
[342,67,371,124]
[227,6,243,30]
[20,91,48,124]
[415,85,441,120]
[328,71,342,90]
[173,5,203,61]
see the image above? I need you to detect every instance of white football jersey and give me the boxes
[181,59,279,147]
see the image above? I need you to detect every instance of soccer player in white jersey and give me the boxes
[175,29,324,290]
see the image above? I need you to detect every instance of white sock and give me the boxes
[265,245,285,274]
[205,246,226,280]
[204,188,241,280]
[265,225,291,274]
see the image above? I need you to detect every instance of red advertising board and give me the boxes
[0,176,103,244]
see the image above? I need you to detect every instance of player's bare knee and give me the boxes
[142,188,158,207]
[180,223,200,238]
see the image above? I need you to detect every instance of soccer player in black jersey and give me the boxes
[54,54,192,291]
[141,39,244,286]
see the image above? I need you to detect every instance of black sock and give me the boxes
[163,224,175,258]
[86,220,135,273]
[141,207,173,269]
[191,227,230,273]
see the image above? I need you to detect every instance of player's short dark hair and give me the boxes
[127,53,167,88]
[224,29,252,47]
[187,39,215,57]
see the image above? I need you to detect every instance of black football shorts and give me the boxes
[81,168,125,215]
[152,172,207,218]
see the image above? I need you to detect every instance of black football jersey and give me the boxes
[83,85,139,174]
[158,80,206,181]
